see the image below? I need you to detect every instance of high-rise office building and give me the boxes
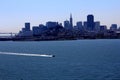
[83,21,87,31]
[18,22,32,37]
[87,15,95,31]
[64,20,70,30]
[46,21,58,28]
[76,21,83,31]
[32,26,40,36]
[69,14,73,29]
[25,23,30,31]
[100,25,107,31]
[95,21,100,31]
[39,24,47,34]
[110,24,117,31]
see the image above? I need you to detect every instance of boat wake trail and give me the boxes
[0,52,55,58]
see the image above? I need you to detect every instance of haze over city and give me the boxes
[0,0,120,32]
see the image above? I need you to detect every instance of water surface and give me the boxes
[0,40,120,80]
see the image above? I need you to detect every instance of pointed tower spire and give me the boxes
[70,13,73,29]
[70,13,72,18]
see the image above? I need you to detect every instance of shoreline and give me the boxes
[0,37,120,41]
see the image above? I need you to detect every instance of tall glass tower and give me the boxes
[70,14,73,29]
[25,23,30,31]
[87,15,95,31]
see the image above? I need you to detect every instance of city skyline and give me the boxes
[0,0,120,32]
[0,14,120,41]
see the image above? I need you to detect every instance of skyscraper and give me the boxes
[100,25,107,31]
[32,26,40,36]
[18,22,32,37]
[69,14,73,29]
[46,21,58,28]
[64,20,70,30]
[110,24,117,31]
[95,21,100,31]
[76,21,83,31]
[87,15,95,31]
[83,21,87,31]
[25,22,30,31]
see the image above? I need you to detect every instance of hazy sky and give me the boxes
[0,0,120,32]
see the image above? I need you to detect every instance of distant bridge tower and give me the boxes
[0,32,17,38]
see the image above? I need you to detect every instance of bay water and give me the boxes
[0,39,120,80]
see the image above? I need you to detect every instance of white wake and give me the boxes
[0,52,54,58]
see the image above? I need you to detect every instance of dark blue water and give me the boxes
[0,40,120,80]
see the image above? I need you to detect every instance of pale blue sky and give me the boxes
[0,0,120,32]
